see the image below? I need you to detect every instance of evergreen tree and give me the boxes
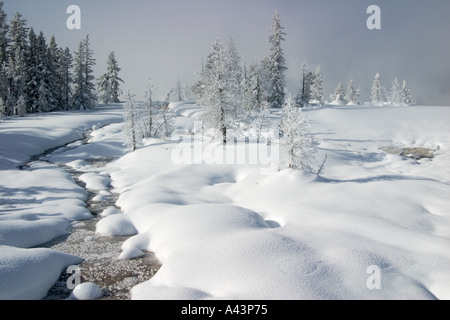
[389,77,402,106]
[6,12,28,115]
[59,47,73,110]
[310,65,324,106]
[295,63,314,108]
[0,1,8,65]
[97,51,123,104]
[242,59,269,114]
[370,72,384,105]
[401,80,412,106]
[280,95,319,171]
[268,10,287,109]
[346,79,360,105]
[333,82,347,104]
[72,35,96,109]
[0,2,9,104]
[123,91,139,152]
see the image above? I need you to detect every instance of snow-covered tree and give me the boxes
[57,47,73,110]
[280,95,319,171]
[242,59,270,114]
[0,1,8,66]
[332,82,347,104]
[268,10,287,109]
[295,63,314,108]
[254,100,271,139]
[72,35,96,110]
[370,72,384,105]
[401,80,412,106]
[0,2,9,104]
[196,38,242,143]
[97,51,123,104]
[389,77,402,106]
[346,79,360,105]
[310,65,324,106]
[6,12,28,115]
[123,91,140,152]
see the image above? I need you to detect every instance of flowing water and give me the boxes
[23,128,160,300]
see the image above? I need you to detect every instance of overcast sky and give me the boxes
[3,0,450,105]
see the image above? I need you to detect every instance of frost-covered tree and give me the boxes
[332,82,347,104]
[295,63,314,108]
[0,2,8,104]
[242,59,270,114]
[97,51,123,104]
[310,66,324,106]
[401,80,412,106]
[197,38,242,143]
[346,79,360,105]
[72,35,96,110]
[389,77,402,106]
[370,72,384,105]
[123,91,140,152]
[254,101,271,139]
[6,12,28,115]
[0,1,8,66]
[280,95,319,171]
[141,79,158,138]
[268,10,287,109]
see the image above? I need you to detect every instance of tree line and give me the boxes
[0,2,123,118]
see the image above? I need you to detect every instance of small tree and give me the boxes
[97,51,123,104]
[370,73,384,105]
[280,95,319,171]
[332,82,347,104]
[389,77,402,106]
[123,91,139,152]
[310,65,324,106]
[346,79,360,105]
[401,80,412,106]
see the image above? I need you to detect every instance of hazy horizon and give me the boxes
[3,0,450,105]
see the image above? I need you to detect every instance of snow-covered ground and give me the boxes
[1,103,449,300]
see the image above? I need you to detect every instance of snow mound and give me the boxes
[95,214,138,236]
[118,247,144,260]
[68,282,104,300]
[0,218,71,248]
[0,245,83,300]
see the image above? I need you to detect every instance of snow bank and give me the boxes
[104,103,450,300]
[67,282,104,300]
[0,245,82,300]
[0,218,71,248]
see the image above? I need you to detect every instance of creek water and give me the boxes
[22,128,160,300]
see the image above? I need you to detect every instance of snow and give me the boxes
[67,282,104,300]
[0,245,82,300]
[1,102,449,300]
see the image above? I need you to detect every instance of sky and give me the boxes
[2,0,450,105]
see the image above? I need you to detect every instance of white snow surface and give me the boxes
[67,282,104,300]
[105,104,450,300]
[1,102,450,300]
[0,105,124,299]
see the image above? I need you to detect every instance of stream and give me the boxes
[22,126,161,300]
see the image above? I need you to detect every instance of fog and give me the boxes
[4,0,450,105]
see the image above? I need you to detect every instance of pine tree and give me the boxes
[346,79,359,105]
[295,63,314,108]
[310,65,324,106]
[242,59,269,114]
[389,77,402,106]
[0,1,9,104]
[197,38,242,143]
[0,1,8,65]
[370,72,384,105]
[97,51,123,104]
[72,35,96,110]
[57,47,73,110]
[280,95,319,171]
[401,80,412,106]
[333,82,347,104]
[6,12,28,115]
[254,101,271,139]
[268,10,287,109]
[123,91,139,152]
